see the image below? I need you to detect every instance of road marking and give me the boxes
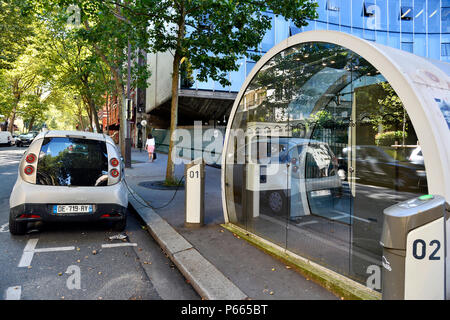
[101,243,137,248]
[34,246,75,253]
[0,223,9,233]
[18,239,75,268]
[6,286,21,300]
[18,239,39,267]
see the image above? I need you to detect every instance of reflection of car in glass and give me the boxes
[408,146,424,166]
[9,130,127,235]
[337,145,427,191]
[251,138,342,215]
[15,132,38,147]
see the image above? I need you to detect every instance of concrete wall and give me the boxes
[146,51,174,113]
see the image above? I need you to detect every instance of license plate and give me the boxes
[310,190,331,197]
[53,205,93,214]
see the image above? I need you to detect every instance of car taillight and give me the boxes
[110,169,120,178]
[19,214,41,219]
[24,165,34,175]
[26,153,37,163]
[110,158,119,167]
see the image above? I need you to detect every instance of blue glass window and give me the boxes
[327,0,340,25]
[413,33,427,57]
[388,0,401,32]
[442,43,450,57]
[353,0,365,28]
[316,0,328,22]
[260,13,275,52]
[363,0,376,17]
[442,7,450,33]
[413,0,426,34]
[428,0,441,33]
[275,15,289,44]
[401,42,413,53]
[376,0,388,31]
[400,6,413,21]
[326,0,340,11]
[428,34,441,59]
[340,0,351,27]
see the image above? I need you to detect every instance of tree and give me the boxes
[0,0,34,69]
[116,0,318,182]
[31,0,151,158]
[34,13,111,133]
[2,50,42,133]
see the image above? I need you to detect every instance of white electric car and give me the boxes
[9,130,128,235]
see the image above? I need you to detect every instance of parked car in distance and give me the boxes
[15,132,38,147]
[9,130,128,234]
[0,131,13,146]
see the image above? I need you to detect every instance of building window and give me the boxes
[401,42,413,52]
[400,6,413,20]
[442,43,450,56]
[363,1,376,17]
[326,0,340,12]
[442,7,450,21]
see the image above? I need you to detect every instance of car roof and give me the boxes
[35,130,114,144]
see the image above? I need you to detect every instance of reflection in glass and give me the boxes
[37,137,109,187]
[224,41,428,289]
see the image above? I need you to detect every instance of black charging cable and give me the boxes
[123,175,185,210]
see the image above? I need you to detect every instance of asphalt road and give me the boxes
[0,145,199,300]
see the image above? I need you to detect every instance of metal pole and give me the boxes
[125,40,132,168]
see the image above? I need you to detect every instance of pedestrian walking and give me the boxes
[145,133,155,162]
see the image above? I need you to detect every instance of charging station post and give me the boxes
[185,158,205,227]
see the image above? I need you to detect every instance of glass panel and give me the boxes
[388,0,401,32]
[349,56,428,284]
[428,0,440,33]
[413,0,426,34]
[37,137,108,187]
[224,41,429,289]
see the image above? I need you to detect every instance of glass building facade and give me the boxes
[183,0,450,92]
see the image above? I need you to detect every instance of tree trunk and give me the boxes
[165,6,186,182]
[8,98,19,133]
[165,53,182,182]
[28,115,35,132]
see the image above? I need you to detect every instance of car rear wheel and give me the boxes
[9,214,27,235]
[267,191,287,215]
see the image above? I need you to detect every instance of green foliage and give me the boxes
[375,131,408,147]
[0,0,35,69]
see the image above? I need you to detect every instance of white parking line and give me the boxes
[34,247,75,253]
[101,243,137,248]
[0,223,9,233]
[5,286,21,300]
[18,239,39,267]
[18,239,75,268]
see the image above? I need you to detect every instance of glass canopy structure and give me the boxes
[221,31,450,289]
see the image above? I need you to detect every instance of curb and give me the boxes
[127,188,248,300]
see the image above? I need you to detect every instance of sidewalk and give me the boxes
[125,149,338,300]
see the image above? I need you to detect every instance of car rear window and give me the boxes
[36,137,108,186]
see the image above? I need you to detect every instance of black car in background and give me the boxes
[15,132,39,147]
[337,145,427,192]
